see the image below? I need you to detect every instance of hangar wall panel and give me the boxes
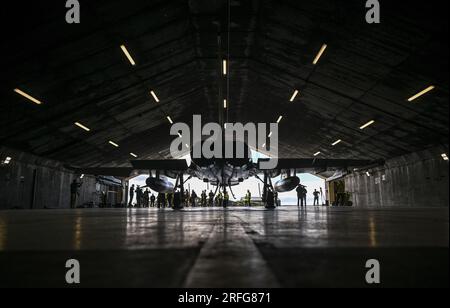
[345,148,449,208]
[0,147,98,210]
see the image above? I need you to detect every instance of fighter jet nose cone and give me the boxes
[274,176,300,193]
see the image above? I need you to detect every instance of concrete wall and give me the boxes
[0,147,101,210]
[345,147,449,208]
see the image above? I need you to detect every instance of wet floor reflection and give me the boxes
[369,216,378,247]
[0,207,447,251]
[0,207,447,288]
[73,216,82,250]
[0,217,7,251]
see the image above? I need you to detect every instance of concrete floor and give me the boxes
[0,206,448,288]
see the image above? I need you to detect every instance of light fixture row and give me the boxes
[287,44,327,103]
[12,42,440,164]
[70,122,139,158]
[121,45,175,136]
[13,44,182,160]
[312,118,374,156]
[312,139,343,157]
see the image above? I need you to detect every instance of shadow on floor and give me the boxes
[257,245,449,288]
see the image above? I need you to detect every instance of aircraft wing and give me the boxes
[66,159,189,177]
[130,159,189,171]
[256,158,380,172]
[66,167,134,177]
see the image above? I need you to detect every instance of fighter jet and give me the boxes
[69,140,379,209]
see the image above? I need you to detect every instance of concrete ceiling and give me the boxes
[0,0,448,167]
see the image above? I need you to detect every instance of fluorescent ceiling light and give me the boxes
[74,122,90,132]
[366,171,371,177]
[3,157,11,164]
[14,89,42,105]
[109,141,119,148]
[120,44,136,66]
[313,44,327,65]
[223,59,227,75]
[130,153,138,158]
[80,174,85,179]
[262,143,266,148]
[224,99,227,109]
[150,91,160,103]
[268,132,273,138]
[186,144,190,148]
[442,153,449,161]
[314,151,321,156]
[407,86,435,102]
[332,139,342,146]
[167,116,173,124]
[276,116,283,124]
[290,90,299,102]
[178,132,182,138]
[360,120,375,130]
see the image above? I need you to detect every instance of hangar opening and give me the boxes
[126,150,328,207]
[0,0,448,289]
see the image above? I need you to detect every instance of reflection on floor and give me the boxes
[0,206,448,287]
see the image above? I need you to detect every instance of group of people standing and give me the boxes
[195,190,230,207]
[128,184,159,208]
[296,184,323,207]
[129,183,324,208]
[128,185,233,208]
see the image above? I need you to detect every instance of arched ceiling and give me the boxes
[0,0,448,167]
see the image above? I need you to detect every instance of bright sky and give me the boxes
[129,151,325,205]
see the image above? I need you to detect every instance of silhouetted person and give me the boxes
[208,190,214,207]
[296,185,302,207]
[201,190,207,207]
[313,189,320,206]
[191,190,197,207]
[245,190,251,207]
[335,181,345,206]
[173,191,182,209]
[218,192,223,207]
[143,189,150,208]
[161,193,166,208]
[136,186,143,208]
[150,194,156,207]
[156,193,162,209]
[223,191,229,208]
[214,194,219,207]
[70,179,82,209]
[296,184,307,207]
[167,192,173,208]
[302,186,307,206]
[320,187,324,205]
[128,184,135,207]
[101,190,107,206]
[185,190,190,207]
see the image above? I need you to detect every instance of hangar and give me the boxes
[0,0,448,288]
